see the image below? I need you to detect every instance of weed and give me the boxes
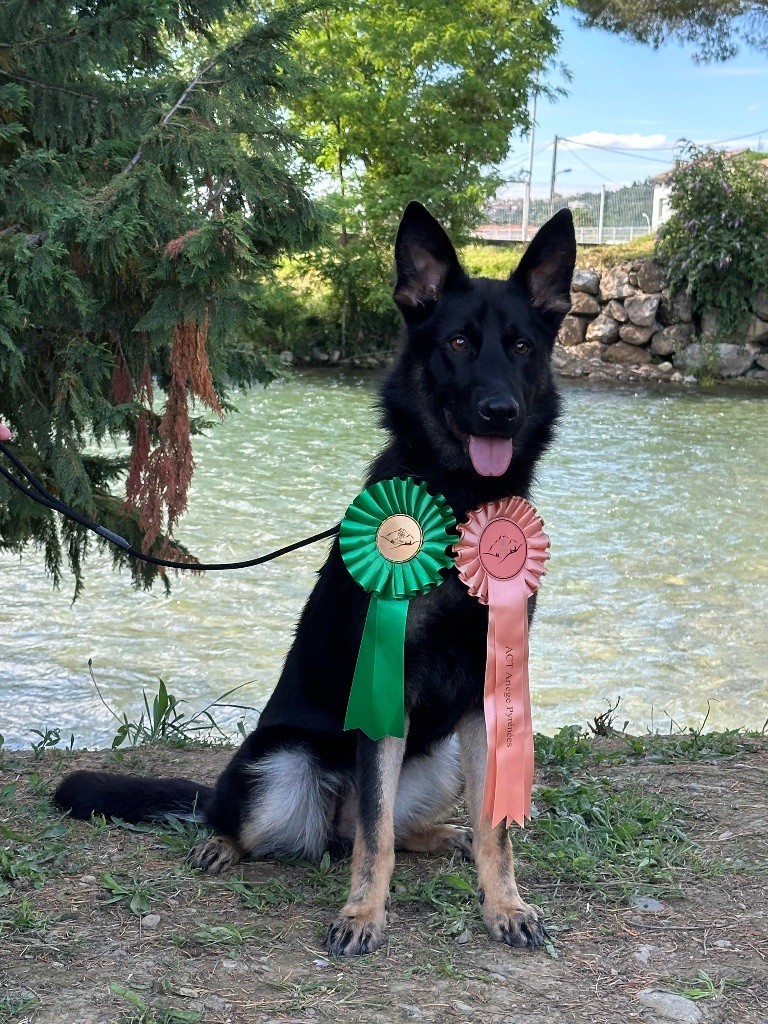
[29,727,75,758]
[535,725,595,774]
[676,970,745,1000]
[228,876,299,912]
[89,661,255,748]
[101,871,179,916]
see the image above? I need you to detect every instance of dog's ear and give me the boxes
[512,208,576,316]
[393,201,467,320]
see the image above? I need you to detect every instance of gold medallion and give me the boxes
[376,514,423,563]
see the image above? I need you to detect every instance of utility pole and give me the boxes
[598,183,606,245]
[521,93,537,243]
[549,135,559,212]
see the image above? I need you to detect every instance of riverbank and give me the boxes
[1,730,766,1023]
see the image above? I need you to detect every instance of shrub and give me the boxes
[656,145,768,333]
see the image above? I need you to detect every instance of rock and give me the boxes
[700,310,738,344]
[620,322,657,346]
[633,944,658,964]
[311,347,330,362]
[658,361,673,372]
[571,340,602,360]
[602,341,652,365]
[747,368,768,381]
[651,323,694,357]
[141,914,161,929]
[586,314,620,345]
[329,349,341,364]
[571,268,600,295]
[454,928,472,945]
[624,291,661,327]
[605,299,628,322]
[569,291,600,316]
[745,317,768,345]
[751,291,768,320]
[635,990,703,1024]
[628,271,639,286]
[551,343,574,371]
[558,315,587,347]
[658,288,692,325]
[599,265,637,302]
[636,260,666,294]
[279,350,293,364]
[756,351,768,370]
[670,371,684,382]
[674,342,758,378]
[631,895,665,912]
[453,1001,476,1017]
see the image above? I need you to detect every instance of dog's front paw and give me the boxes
[484,901,547,951]
[326,913,385,956]
[188,835,243,875]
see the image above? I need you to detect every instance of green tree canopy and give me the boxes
[0,1,319,595]
[283,0,561,353]
[571,1,768,61]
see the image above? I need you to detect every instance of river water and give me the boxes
[1,372,766,748]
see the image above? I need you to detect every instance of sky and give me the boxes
[499,10,768,197]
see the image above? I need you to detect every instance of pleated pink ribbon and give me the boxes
[455,497,550,828]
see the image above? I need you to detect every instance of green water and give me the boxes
[1,372,766,748]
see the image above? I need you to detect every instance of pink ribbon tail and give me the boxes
[481,577,534,829]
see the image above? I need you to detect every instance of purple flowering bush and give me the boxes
[656,144,768,334]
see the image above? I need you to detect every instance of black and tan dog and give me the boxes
[55,202,576,956]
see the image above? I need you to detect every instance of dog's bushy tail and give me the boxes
[53,770,214,824]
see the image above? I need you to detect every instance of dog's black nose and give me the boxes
[478,397,519,426]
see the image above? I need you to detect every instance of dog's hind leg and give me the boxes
[190,745,340,873]
[457,712,546,950]
[326,734,405,957]
[393,737,472,858]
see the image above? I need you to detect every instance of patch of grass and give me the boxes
[227,876,300,912]
[519,772,698,897]
[575,235,655,270]
[110,984,201,1024]
[0,896,49,936]
[178,922,258,948]
[0,820,70,888]
[0,994,40,1024]
[393,867,479,937]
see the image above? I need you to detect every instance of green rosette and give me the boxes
[339,477,456,740]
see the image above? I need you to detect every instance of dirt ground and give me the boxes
[1,735,766,1024]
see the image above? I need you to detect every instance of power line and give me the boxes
[559,137,673,164]
[561,144,621,187]
[707,126,768,146]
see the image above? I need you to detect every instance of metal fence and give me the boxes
[473,183,655,245]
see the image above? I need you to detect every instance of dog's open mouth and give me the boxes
[445,411,514,477]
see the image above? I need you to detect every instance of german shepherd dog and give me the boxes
[55,202,576,956]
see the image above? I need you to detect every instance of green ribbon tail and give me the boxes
[344,595,408,740]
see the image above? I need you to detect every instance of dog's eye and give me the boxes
[513,340,531,356]
[450,336,468,352]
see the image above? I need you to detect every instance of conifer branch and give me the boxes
[121,56,218,175]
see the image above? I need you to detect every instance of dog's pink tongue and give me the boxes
[467,436,514,477]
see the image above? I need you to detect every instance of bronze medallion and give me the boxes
[376,514,423,563]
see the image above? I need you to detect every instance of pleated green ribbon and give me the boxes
[339,477,457,739]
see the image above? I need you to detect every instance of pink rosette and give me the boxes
[455,497,550,829]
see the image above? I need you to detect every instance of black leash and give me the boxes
[0,438,339,570]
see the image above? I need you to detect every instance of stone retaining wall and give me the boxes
[555,259,768,385]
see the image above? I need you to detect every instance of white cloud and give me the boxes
[557,131,668,151]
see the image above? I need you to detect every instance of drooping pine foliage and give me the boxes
[0,1,319,595]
